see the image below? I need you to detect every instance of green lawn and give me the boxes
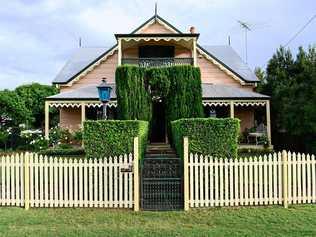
[0,205,316,237]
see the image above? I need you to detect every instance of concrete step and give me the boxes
[146,149,176,154]
[145,153,178,158]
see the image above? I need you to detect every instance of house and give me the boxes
[46,14,271,147]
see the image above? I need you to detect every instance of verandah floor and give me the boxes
[0,205,316,236]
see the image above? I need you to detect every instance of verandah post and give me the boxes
[282,150,288,208]
[133,137,139,211]
[44,101,49,140]
[184,136,189,211]
[24,152,30,210]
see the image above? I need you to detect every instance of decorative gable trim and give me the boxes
[197,45,257,85]
[197,46,247,85]
[56,15,256,87]
[132,15,182,34]
[62,46,118,87]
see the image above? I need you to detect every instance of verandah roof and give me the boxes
[47,83,269,101]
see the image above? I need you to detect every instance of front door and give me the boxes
[150,101,166,143]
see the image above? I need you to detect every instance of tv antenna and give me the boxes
[237,20,252,64]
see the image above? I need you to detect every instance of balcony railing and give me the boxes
[121,58,193,67]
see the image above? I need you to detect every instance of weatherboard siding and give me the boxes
[60,52,118,92]
[198,56,244,88]
[60,108,81,131]
[138,22,175,34]
[235,107,255,132]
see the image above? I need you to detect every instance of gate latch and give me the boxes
[121,165,133,173]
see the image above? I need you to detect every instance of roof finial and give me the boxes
[154,2,158,21]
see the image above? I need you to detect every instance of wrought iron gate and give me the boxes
[141,158,183,210]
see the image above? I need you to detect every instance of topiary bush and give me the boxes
[115,66,152,121]
[171,118,240,159]
[115,65,203,136]
[165,65,203,123]
[83,120,149,159]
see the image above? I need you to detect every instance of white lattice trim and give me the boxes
[234,101,267,106]
[48,101,117,108]
[202,101,230,107]
[121,37,195,42]
[202,100,267,107]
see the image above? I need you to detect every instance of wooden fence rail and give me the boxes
[0,153,137,209]
[183,137,316,209]
[184,150,316,208]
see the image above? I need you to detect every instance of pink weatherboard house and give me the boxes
[45,14,271,147]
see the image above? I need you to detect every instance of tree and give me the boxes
[257,45,316,152]
[0,90,32,126]
[15,83,58,128]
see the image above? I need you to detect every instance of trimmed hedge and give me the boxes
[171,118,240,159]
[83,120,149,159]
[115,66,152,121]
[165,66,204,123]
[39,147,85,157]
[115,65,203,133]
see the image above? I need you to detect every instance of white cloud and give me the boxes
[0,0,314,89]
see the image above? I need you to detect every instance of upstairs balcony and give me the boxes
[121,57,194,67]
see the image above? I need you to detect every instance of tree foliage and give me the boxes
[115,66,152,121]
[0,90,32,126]
[257,45,316,152]
[15,83,58,127]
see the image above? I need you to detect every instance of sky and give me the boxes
[0,0,315,89]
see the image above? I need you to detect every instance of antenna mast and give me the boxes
[237,20,251,64]
[79,37,82,48]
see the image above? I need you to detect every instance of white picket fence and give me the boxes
[184,151,316,208]
[0,153,137,209]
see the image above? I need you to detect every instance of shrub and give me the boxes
[165,65,203,123]
[72,129,83,145]
[171,118,240,159]
[115,65,203,137]
[19,129,48,151]
[115,66,152,121]
[83,120,149,159]
[49,127,73,146]
[39,147,85,157]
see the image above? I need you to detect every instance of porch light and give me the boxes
[97,78,112,119]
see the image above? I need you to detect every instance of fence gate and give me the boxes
[141,158,183,210]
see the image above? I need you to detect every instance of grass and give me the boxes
[0,205,316,237]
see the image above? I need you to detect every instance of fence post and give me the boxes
[24,152,30,210]
[184,136,189,211]
[282,150,288,208]
[133,137,139,211]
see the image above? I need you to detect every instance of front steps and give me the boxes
[141,143,183,211]
[145,143,178,159]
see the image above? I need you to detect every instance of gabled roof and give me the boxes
[131,15,182,34]
[52,14,259,85]
[47,83,268,101]
[200,45,259,83]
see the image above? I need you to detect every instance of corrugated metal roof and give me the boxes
[202,84,268,99]
[47,83,268,100]
[52,45,259,84]
[200,45,259,82]
[53,47,108,84]
[47,84,116,100]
